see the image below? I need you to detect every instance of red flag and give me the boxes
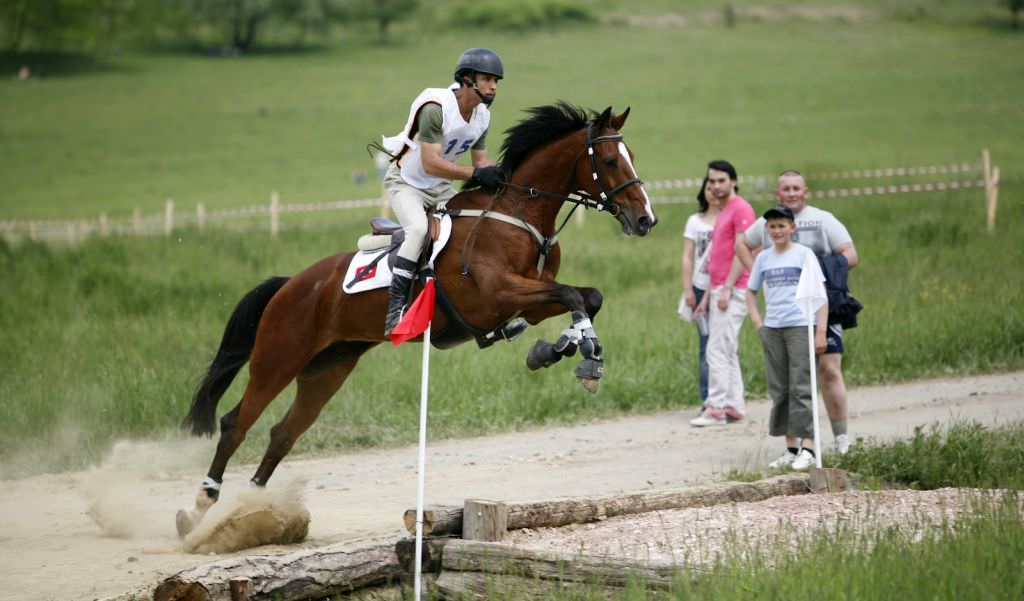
[389,278,436,346]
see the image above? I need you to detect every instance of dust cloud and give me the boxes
[78,437,310,553]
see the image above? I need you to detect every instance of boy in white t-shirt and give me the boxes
[746,205,828,471]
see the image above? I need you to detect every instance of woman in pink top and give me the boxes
[691,160,755,427]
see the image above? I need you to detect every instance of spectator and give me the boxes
[735,170,859,454]
[690,160,755,427]
[680,177,719,405]
[746,204,828,471]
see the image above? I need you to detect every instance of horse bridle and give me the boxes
[503,122,644,217]
[458,121,645,276]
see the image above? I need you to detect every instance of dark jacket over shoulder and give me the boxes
[818,253,863,329]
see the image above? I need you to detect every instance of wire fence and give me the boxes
[0,156,1001,244]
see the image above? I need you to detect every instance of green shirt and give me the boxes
[416,102,488,150]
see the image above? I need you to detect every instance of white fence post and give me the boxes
[196,202,206,233]
[164,199,174,237]
[270,192,280,238]
[133,207,141,235]
[99,213,109,236]
[982,149,999,233]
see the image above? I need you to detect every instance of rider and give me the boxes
[380,47,508,336]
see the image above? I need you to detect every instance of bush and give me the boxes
[448,0,594,30]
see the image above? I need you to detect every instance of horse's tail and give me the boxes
[183,276,290,436]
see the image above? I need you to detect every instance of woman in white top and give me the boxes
[681,177,720,404]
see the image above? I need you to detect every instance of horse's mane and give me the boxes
[499,102,594,175]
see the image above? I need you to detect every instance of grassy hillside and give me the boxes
[2,3,1021,219]
[1,3,1022,476]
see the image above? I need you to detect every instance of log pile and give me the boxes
[151,473,818,600]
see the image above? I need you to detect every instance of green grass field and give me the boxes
[1,2,1023,476]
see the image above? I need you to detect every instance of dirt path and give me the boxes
[1,371,1022,601]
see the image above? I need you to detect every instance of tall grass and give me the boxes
[1,184,1022,477]
[835,419,1024,490]
[2,7,1024,476]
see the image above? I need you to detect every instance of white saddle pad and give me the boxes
[342,214,453,294]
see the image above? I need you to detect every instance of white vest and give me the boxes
[382,84,490,189]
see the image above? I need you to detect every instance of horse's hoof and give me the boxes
[526,339,560,371]
[576,376,600,394]
[176,508,199,538]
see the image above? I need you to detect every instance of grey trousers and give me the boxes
[759,326,815,439]
[384,163,457,263]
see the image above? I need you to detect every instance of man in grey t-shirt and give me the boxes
[735,170,859,454]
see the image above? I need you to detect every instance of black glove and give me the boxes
[472,165,507,188]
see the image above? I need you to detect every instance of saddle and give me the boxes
[359,215,441,252]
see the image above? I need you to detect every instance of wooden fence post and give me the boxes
[462,499,507,542]
[982,149,1000,233]
[164,198,174,237]
[270,192,280,238]
[196,202,206,233]
[99,213,109,236]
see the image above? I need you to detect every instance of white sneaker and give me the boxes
[791,448,816,471]
[768,450,797,469]
[689,409,726,427]
[835,434,851,455]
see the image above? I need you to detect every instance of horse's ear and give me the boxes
[611,106,630,130]
[597,106,613,129]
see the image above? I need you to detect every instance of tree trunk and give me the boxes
[404,474,810,537]
[439,539,679,591]
[152,541,401,601]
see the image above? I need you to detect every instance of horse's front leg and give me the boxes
[515,284,605,393]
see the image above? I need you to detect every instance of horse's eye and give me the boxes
[604,157,618,168]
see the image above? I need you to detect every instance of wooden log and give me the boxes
[436,569,617,601]
[808,467,851,493]
[462,499,507,542]
[441,539,678,589]
[403,474,809,536]
[506,473,809,529]
[394,537,448,574]
[152,540,401,601]
[402,506,462,537]
[228,578,249,601]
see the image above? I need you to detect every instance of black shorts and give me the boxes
[825,324,844,354]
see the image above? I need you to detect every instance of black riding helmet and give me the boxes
[453,47,504,83]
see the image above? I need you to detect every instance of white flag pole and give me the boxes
[806,298,823,469]
[413,321,431,601]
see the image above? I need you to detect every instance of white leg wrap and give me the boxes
[202,477,221,491]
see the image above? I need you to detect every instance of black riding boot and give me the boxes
[384,257,418,336]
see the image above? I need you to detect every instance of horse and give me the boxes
[175,102,656,537]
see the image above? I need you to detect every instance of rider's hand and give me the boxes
[472,165,507,188]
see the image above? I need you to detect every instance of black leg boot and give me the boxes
[384,257,417,336]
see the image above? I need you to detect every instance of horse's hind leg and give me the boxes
[250,342,376,487]
[176,354,305,537]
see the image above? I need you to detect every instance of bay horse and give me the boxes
[176,102,656,537]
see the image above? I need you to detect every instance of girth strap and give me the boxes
[447,208,554,276]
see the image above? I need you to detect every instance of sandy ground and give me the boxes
[0,371,1021,601]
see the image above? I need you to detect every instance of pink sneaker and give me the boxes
[724,406,746,423]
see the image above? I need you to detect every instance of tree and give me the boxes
[348,0,419,43]
[1009,0,1023,29]
[162,0,346,53]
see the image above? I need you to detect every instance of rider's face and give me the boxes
[473,73,499,98]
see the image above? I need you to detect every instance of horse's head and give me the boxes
[578,107,657,236]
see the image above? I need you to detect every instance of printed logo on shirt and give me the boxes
[764,266,802,287]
